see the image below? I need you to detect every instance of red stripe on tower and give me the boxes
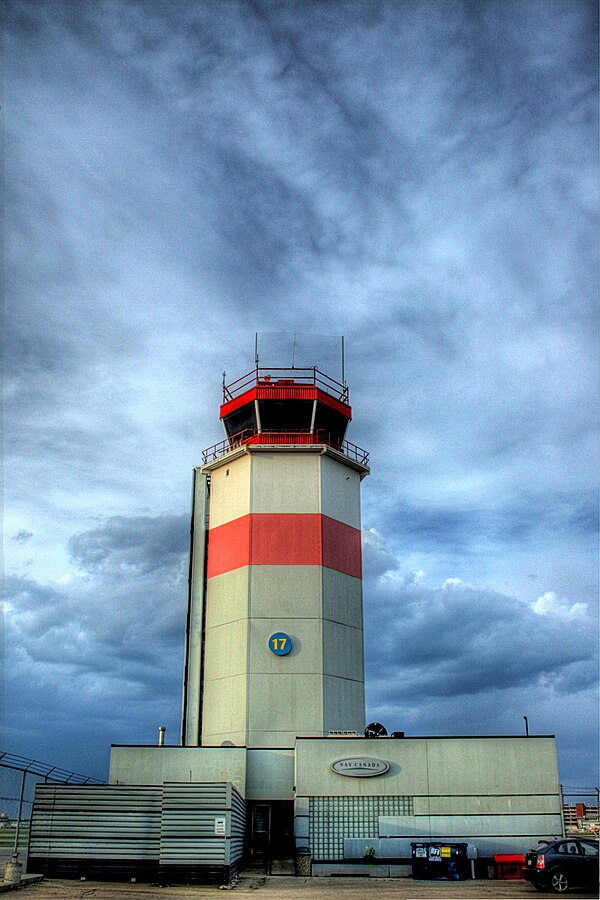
[250,513,322,566]
[322,516,362,579]
[206,513,362,579]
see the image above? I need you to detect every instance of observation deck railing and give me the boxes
[202,429,369,467]
[222,367,349,405]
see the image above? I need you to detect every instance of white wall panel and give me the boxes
[320,455,361,527]
[202,672,247,745]
[203,620,248,679]
[379,813,564,837]
[248,674,323,734]
[322,569,363,628]
[323,676,365,735]
[109,747,247,797]
[249,566,322,619]
[250,452,320,513]
[414,794,562,816]
[322,622,364,680]
[206,568,250,628]
[208,454,251,528]
[246,749,295,800]
[425,737,560,795]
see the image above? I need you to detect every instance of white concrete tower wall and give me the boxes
[199,445,366,748]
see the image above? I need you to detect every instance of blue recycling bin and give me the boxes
[411,842,469,880]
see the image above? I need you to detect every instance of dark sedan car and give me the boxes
[523,838,599,893]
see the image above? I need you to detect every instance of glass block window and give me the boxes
[309,795,413,860]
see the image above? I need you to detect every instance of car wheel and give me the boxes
[549,870,570,893]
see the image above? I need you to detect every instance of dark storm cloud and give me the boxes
[5,569,185,674]
[6,517,189,675]
[69,514,189,576]
[4,515,190,774]
[367,578,595,699]
[375,488,599,555]
[363,571,598,776]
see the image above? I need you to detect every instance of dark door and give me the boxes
[248,802,294,865]
[249,804,271,863]
[269,802,294,860]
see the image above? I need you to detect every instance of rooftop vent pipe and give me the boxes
[158,726,166,747]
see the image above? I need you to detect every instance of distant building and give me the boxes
[563,803,599,833]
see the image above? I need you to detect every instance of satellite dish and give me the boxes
[364,722,387,738]
[220,740,235,747]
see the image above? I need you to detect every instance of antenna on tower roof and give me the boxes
[255,333,259,369]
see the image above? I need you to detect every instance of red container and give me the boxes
[493,854,525,879]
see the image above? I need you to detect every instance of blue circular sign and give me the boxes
[269,632,292,656]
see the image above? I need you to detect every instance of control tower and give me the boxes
[181,366,370,748]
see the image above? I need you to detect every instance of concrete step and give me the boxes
[227,868,267,891]
[270,857,295,875]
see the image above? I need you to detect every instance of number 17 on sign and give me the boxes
[269,632,292,656]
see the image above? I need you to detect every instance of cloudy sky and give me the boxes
[3,0,598,796]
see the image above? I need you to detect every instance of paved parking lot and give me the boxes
[14,876,599,900]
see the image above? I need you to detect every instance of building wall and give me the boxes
[320,454,361,527]
[294,736,563,860]
[563,803,600,833]
[109,746,295,801]
[109,747,247,798]
[245,749,295,801]
[208,451,251,529]
[108,736,562,862]
[181,469,209,747]
[199,446,366,748]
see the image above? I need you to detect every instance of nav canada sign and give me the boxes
[331,757,390,777]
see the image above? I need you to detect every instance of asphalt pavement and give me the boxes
[5,875,598,900]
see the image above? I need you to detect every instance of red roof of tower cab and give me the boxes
[219,367,352,420]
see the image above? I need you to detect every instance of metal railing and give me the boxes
[202,428,369,466]
[0,752,103,785]
[0,752,104,859]
[222,367,349,404]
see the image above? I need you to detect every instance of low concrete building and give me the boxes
[103,733,563,877]
[30,733,561,881]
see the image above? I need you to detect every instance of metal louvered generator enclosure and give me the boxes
[28,781,245,884]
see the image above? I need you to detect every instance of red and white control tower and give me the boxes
[181,366,369,749]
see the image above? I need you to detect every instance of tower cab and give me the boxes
[203,368,367,465]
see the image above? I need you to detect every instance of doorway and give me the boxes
[248,801,294,870]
